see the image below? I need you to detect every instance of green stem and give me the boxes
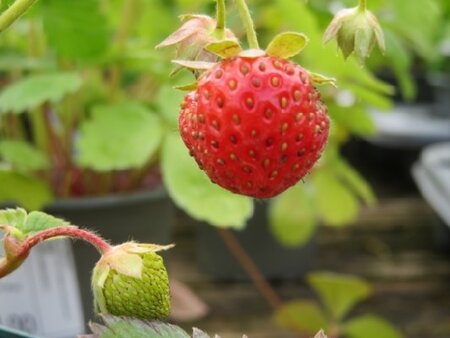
[234,0,259,49]
[109,0,138,101]
[358,0,367,11]
[30,108,49,156]
[215,0,226,38]
[27,19,39,57]
[0,0,38,34]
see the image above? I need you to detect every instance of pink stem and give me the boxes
[19,226,111,256]
[1,226,111,278]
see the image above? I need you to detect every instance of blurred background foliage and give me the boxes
[0,0,448,246]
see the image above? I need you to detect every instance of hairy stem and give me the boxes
[215,0,226,38]
[217,229,282,310]
[0,0,38,34]
[20,226,111,254]
[234,0,259,49]
[0,226,111,278]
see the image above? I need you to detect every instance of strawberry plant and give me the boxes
[0,207,328,338]
[158,0,388,246]
[0,208,171,319]
[0,0,392,243]
[0,0,256,232]
[0,2,412,338]
[274,272,403,338]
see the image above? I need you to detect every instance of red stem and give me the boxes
[217,228,283,310]
[19,226,111,258]
[1,226,111,278]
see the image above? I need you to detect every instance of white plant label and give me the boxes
[0,239,85,338]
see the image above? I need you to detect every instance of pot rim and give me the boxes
[45,185,168,211]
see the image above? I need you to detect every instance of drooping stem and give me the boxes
[234,0,259,49]
[215,0,226,38]
[217,229,282,310]
[0,0,38,34]
[0,226,111,278]
[19,226,111,255]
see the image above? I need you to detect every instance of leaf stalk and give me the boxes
[215,0,226,38]
[234,0,259,49]
[0,0,38,34]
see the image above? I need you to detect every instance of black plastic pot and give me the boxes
[44,185,174,324]
[196,201,315,281]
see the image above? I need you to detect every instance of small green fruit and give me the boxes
[91,242,173,320]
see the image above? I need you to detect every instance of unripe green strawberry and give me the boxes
[91,242,173,320]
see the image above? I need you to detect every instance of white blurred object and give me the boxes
[0,240,85,338]
[367,104,450,148]
[412,142,450,228]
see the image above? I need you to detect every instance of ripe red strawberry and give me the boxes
[179,55,329,198]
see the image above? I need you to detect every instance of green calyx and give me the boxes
[323,6,385,63]
[159,0,337,91]
[92,242,173,320]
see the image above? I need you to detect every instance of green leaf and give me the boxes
[274,300,328,334]
[0,140,49,172]
[173,82,198,91]
[156,85,186,127]
[341,82,392,111]
[161,134,253,229]
[344,314,404,338]
[90,315,191,338]
[89,315,240,337]
[309,72,337,87]
[76,102,163,171]
[0,208,27,230]
[269,185,317,247]
[19,211,68,235]
[335,159,376,206]
[266,32,309,58]
[192,328,212,338]
[308,272,371,321]
[328,105,376,136]
[0,72,83,114]
[0,170,52,210]
[311,170,359,226]
[389,0,442,63]
[383,28,416,101]
[206,40,241,58]
[171,60,216,70]
[135,1,178,49]
[0,0,15,12]
[41,0,109,60]
[0,54,55,72]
